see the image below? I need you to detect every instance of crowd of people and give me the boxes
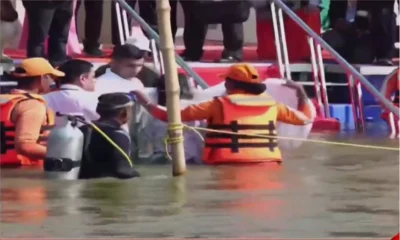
[0,40,315,178]
[0,0,398,66]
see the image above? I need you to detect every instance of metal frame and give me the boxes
[271,2,330,118]
[387,112,400,138]
[113,0,208,89]
[270,0,400,124]
[115,2,165,74]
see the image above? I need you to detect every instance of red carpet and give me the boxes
[5,45,334,64]
[3,46,326,87]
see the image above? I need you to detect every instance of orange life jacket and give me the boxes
[0,93,55,167]
[380,68,399,131]
[203,93,281,164]
[381,68,399,101]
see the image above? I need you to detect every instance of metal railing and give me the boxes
[113,0,209,89]
[270,2,330,118]
[115,0,399,128]
[270,0,400,129]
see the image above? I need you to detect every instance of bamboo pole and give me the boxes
[156,0,186,176]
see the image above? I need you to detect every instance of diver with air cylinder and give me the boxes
[44,92,140,180]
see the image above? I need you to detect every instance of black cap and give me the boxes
[111,44,145,60]
[97,92,133,110]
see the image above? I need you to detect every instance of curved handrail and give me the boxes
[113,0,209,89]
[270,0,399,117]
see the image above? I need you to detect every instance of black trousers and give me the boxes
[111,0,177,46]
[22,0,73,66]
[180,0,244,60]
[331,0,396,60]
[75,0,104,49]
[368,6,396,59]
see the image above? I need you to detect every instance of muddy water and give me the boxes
[0,133,398,238]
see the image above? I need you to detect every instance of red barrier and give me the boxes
[392,233,399,240]
[256,9,321,62]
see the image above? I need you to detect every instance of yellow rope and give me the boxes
[164,123,204,160]
[163,123,399,160]
[86,122,134,167]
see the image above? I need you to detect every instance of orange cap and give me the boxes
[219,63,261,84]
[13,58,65,78]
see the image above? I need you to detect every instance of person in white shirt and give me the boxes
[95,44,146,94]
[94,44,151,154]
[44,59,99,126]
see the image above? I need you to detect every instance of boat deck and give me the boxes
[1,47,397,132]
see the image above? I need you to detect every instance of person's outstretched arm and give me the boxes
[146,100,217,122]
[132,90,217,122]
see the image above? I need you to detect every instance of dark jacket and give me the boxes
[329,0,395,28]
[78,120,140,179]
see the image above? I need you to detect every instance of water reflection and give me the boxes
[1,185,48,223]
[0,134,398,238]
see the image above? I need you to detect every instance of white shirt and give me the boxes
[95,68,146,135]
[95,68,145,94]
[44,84,99,126]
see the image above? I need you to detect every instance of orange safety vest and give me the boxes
[0,93,55,167]
[203,93,281,164]
[381,68,400,122]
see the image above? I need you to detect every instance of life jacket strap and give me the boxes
[0,121,55,154]
[206,120,277,152]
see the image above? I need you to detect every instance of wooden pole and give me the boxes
[156,0,186,176]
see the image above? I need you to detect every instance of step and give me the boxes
[4,51,396,133]
[328,104,389,131]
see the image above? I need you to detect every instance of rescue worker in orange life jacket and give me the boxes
[0,58,65,168]
[132,63,314,164]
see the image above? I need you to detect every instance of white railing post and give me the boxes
[387,112,399,138]
[115,3,126,45]
[309,37,324,117]
[270,0,399,118]
[150,39,165,74]
[270,2,285,77]
[316,44,330,117]
[355,77,365,130]
[114,0,208,88]
[277,8,291,79]
[347,74,365,130]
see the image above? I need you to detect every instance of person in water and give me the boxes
[133,63,314,165]
[78,92,140,179]
[145,73,205,164]
[44,59,99,127]
[0,58,64,167]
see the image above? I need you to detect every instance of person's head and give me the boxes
[221,63,266,95]
[57,59,95,91]
[109,44,145,80]
[96,93,134,125]
[156,73,194,106]
[6,58,65,93]
[125,37,151,58]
